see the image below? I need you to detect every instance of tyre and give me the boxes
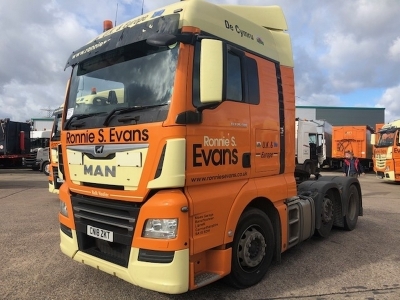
[305,163,312,175]
[42,161,50,176]
[315,192,334,238]
[343,185,360,231]
[225,208,275,289]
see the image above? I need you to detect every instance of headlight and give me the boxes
[60,200,68,217]
[143,218,178,239]
[386,166,390,171]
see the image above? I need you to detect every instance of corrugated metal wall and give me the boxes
[296,107,385,129]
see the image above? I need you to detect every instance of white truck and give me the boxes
[295,118,332,174]
[24,130,51,175]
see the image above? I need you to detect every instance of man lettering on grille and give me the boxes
[342,150,365,177]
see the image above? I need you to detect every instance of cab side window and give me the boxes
[192,41,259,107]
[226,52,242,102]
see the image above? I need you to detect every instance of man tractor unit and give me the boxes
[58,0,363,294]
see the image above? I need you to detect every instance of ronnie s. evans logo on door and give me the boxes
[193,135,238,167]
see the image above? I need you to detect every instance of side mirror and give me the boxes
[371,133,376,145]
[200,39,223,104]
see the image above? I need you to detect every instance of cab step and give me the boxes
[194,272,221,287]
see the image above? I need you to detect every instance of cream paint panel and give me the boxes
[67,149,83,165]
[48,182,59,194]
[200,40,223,103]
[384,171,395,181]
[60,229,79,258]
[51,148,58,163]
[220,5,287,30]
[269,30,294,69]
[148,139,186,189]
[116,151,142,167]
[72,248,189,294]
[67,148,148,189]
[87,1,292,66]
[387,146,393,160]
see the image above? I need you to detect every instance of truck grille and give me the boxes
[71,194,140,267]
[375,154,386,169]
[24,152,37,165]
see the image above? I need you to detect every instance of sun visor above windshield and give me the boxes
[65,14,180,70]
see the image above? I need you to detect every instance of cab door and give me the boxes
[185,43,251,254]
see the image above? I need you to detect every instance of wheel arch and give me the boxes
[317,176,363,218]
[224,195,282,263]
[298,180,342,230]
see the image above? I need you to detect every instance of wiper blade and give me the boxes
[64,112,105,129]
[103,104,168,126]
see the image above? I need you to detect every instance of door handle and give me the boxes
[242,153,251,168]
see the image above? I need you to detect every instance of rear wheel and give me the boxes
[344,185,360,231]
[315,192,334,237]
[226,208,275,289]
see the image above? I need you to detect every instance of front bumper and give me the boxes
[60,229,189,294]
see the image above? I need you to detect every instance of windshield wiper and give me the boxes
[103,104,168,126]
[64,112,105,129]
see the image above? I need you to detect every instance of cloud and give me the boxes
[376,85,400,123]
[389,37,400,61]
[0,1,99,121]
[2,0,400,122]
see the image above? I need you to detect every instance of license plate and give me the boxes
[56,178,64,183]
[87,225,113,242]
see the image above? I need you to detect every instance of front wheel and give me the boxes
[225,208,275,289]
[42,161,50,176]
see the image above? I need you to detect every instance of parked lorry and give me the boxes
[372,123,385,174]
[295,118,332,174]
[24,130,51,175]
[48,106,64,193]
[0,119,30,167]
[332,125,374,171]
[58,0,363,294]
[372,120,400,181]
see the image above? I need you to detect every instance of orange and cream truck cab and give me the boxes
[372,120,400,181]
[58,0,362,294]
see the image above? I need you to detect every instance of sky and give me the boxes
[1,0,400,123]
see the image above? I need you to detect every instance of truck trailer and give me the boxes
[0,119,30,167]
[332,125,374,171]
[58,0,363,294]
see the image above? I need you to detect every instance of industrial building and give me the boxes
[296,106,385,130]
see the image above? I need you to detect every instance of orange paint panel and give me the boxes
[132,189,190,251]
[186,179,248,254]
[58,183,75,230]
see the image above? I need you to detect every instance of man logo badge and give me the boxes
[94,145,104,154]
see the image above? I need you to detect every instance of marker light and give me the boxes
[103,20,113,32]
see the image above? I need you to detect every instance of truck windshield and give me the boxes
[377,131,396,147]
[30,138,48,149]
[65,41,179,129]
